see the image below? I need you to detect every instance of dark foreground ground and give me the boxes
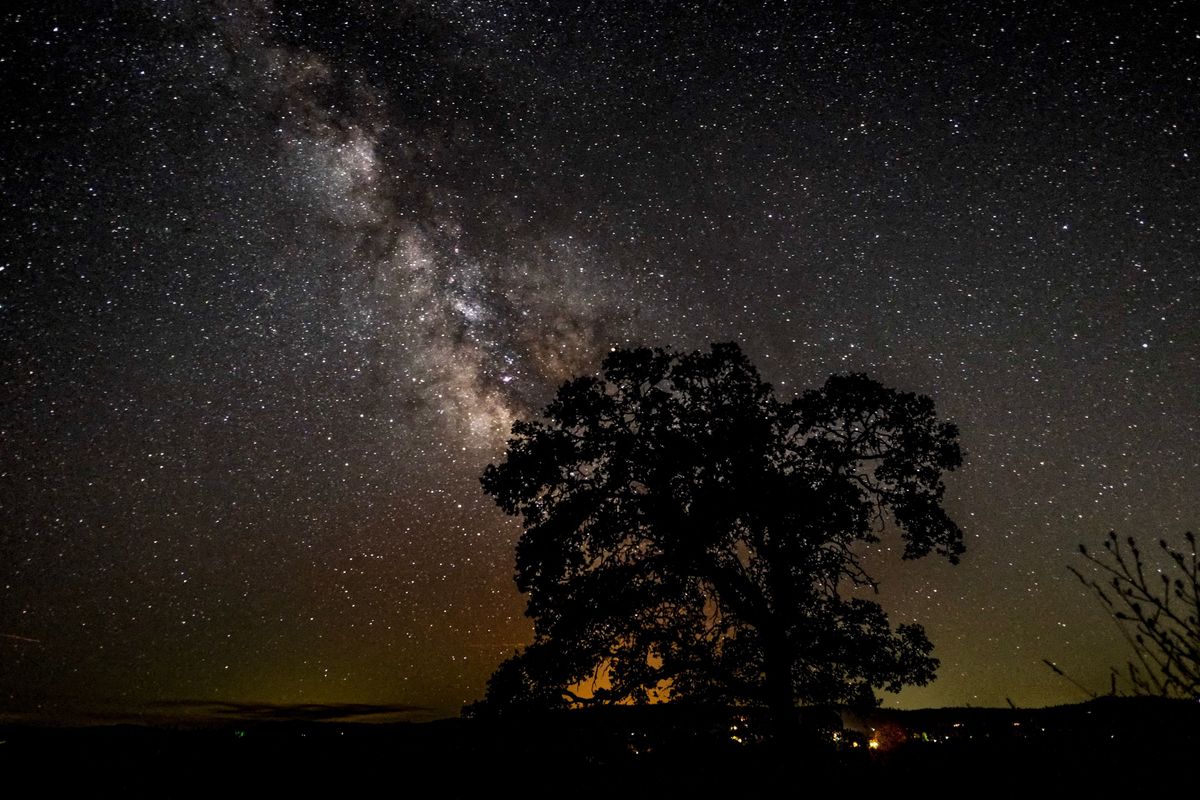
[1,697,1196,796]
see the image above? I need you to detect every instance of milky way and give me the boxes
[2,1,1197,719]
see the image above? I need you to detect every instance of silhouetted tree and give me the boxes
[1072,531,1199,699]
[468,343,964,738]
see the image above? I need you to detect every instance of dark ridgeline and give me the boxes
[1,697,1197,795]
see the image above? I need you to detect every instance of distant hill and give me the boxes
[1,697,1196,795]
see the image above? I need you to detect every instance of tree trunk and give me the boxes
[762,624,799,749]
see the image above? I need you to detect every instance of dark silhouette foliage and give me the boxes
[468,343,964,730]
[1072,531,1199,699]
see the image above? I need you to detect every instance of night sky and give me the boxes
[2,1,1197,721]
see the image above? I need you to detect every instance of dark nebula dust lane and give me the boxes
[1,1,1197,719]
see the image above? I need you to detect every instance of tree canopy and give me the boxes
[469,342,964,728]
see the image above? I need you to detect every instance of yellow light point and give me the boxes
[868,738,880,750]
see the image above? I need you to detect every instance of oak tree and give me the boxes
[470,343,964,735]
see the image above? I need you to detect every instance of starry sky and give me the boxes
[1,1,1197,721]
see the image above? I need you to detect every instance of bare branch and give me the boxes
[1071,531,1200,700]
